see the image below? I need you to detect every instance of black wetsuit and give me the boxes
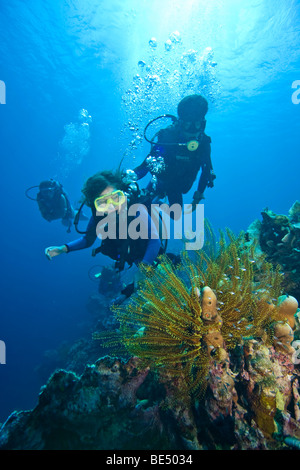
[65,204,162,271]
[134,122,214,206]
[37,180,74,231]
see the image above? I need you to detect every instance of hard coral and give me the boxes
[249,203,300,301]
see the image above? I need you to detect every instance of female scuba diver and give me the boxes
[45,170,162,302]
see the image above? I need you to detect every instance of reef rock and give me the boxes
[246,203,300,300]
[2,307,300,450]
[0,356,201,450]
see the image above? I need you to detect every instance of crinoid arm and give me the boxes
[98,228,286,400]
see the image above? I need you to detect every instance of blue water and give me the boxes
[0,0,300,423]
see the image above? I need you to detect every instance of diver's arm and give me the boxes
[196,164,211,196]
[65,216,97,252]
[195,137,215,199]
[132,127,170,181]
[45,216,97,259]
[132,158,150,180]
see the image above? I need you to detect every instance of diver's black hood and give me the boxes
[177,94,208,121]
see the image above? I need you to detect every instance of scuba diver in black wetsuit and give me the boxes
[26,179,87,233]
[127,94,216,211]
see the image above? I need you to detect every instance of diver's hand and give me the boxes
[45,245,68,260]
[192,191,204,211]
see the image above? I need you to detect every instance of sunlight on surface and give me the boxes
[63,0,300,103]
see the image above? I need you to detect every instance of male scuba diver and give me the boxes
[129,94,216,210]
[26,179,86,233]
[45,170,163,304]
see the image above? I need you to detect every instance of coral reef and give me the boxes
[2,225,300,450]
[105,231,284,396]
[246,202,300,301]
[98,230,300,448]
[0,356,201,450]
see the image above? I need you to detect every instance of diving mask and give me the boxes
[94,190,126,212]
[181,119,206,134]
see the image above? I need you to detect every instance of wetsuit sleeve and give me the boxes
[132,158,150,180]
[65,216,97,252]
[133,129,166,180]
[197,137,214,194]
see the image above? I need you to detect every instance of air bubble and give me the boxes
[149,37,157,48]
[78,108,92,124]
[169,31,181,44]
[149,74,160,83]
[165,39,172,51]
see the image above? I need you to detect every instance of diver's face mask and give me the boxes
[180,119,206,135]
[94,190,126,214]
